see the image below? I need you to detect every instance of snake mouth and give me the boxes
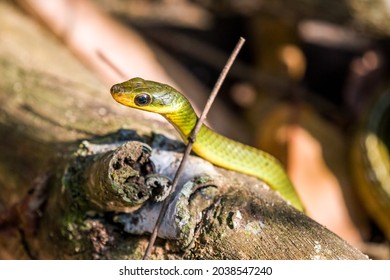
[110,85,129,106]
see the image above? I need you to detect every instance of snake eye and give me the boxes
[134,93,152,106]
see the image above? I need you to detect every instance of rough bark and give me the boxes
[0,1,368,260]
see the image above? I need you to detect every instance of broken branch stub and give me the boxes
[68,141,157,213]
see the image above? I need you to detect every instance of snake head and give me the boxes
[110,77,183,114]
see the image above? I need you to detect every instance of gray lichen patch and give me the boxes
[174,176,219,249]
[227,209,266,236]
[115,175,220,249]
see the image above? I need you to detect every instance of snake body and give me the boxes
[110,77,304,211]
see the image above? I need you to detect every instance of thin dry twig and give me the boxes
[143,37,246,260]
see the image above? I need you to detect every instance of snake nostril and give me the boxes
[110,84,120,95]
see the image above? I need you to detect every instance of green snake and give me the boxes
[110,77,304,211]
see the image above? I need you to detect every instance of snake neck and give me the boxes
[163,98,199,141]
[162,94,304,211]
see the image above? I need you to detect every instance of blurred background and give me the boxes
[1,0,390,259]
